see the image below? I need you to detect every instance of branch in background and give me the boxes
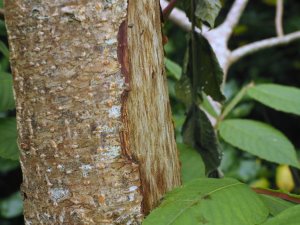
[276,0,284,37]
[230,31,300,65]
[162,0,177,20]
[160,0,249,72]
[218,0,249,42]
[160,0,204,34]
[160,0,300,75]
[201,0,248,74]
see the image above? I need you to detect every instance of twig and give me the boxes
[162,0,177,20]
[229,31,300,65]
[160,0,203,34]
[217,82,254,126]
[253,188,300,204]
[276,0,284,37]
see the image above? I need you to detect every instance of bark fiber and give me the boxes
[4,0,181,224]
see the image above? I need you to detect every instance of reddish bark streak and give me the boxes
[117,20,130,85]
[117,19,134,161]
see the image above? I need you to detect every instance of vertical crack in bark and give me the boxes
[117,19,132,160]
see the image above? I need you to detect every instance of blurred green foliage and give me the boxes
[165,0,300,191]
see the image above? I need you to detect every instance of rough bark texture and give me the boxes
[4,0,181,224]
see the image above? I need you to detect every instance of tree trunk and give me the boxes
[4,0,181,224]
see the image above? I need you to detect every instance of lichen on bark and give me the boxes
[5,0,181,224]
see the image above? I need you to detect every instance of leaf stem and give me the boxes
[215,82,254,128]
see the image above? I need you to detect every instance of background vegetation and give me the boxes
[0,0,300,224]
[165,0,300,189]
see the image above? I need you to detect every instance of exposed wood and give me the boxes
[4,0,180,224]
[127,0,181,213]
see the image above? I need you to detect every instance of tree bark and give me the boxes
[4,0,181,224]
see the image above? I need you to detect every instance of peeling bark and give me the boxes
[4,0,181,224]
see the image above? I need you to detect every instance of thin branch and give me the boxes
[253,188,300,204]
[160,0,248,72]
[276,0,284,37]
[162,0,177,20]
[219,0,249,41]
[203,0,248,73]
[160,0,203,34]
[230,31,300,65]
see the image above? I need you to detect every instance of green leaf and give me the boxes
[0,20,7,36]
[0,40,9,58]
[178,1,201,28]
[0,72,15,111]
[262,205,300,225]
[0,56,10,71]
[248,84,300,116]
[259,195,295,216]
[0,157,19,173]
[175,75,193,107]
[182,105,221,174]
[0,118,19,160]
[195,0,222,28]
[175,45,193,107]
[197,33,225,102]
[229,102,254,118]
[219,119,300,168]
[176,33,224,106]
[192,33,224,102]
[0,192,23,219]
[143,178,269,225]
[178,0,222,28]
[165,58,182,80]
[178,143,205,184]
